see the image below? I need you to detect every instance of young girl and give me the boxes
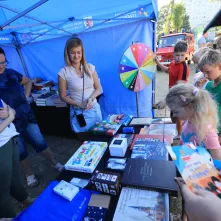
[166,83,221,161]
[0,99,33,218]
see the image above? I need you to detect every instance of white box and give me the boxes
[109,138,127,157]
[53,180,79,201]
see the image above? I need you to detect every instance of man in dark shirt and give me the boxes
[0,47,63,187]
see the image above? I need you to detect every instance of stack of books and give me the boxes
[50,94,67,107]
[89,114,133,136]
[31,90,47,101]
[89,120,121,136]
[106,114,133,126]
[33,80,53,90]
[35,92,56,106]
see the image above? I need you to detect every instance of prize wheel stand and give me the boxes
[119,42,156,117]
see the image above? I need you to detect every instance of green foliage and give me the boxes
[182,9,191,32]
[157,1,191,35]
[157,4,169,36]
[171,3,185,32]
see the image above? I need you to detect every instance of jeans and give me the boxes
[70,102,102,133]
[17,123,48,161]
[0,138,28,218]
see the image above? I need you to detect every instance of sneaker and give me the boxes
[53,162,64,172]
[173,134,181,140]
[26,174,39,187]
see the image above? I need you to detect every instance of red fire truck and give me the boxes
[156,32,195,71]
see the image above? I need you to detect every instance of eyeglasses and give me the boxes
[0,61,8,66]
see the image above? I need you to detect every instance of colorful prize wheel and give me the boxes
[119,43,156,92]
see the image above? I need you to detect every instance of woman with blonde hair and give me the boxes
[166,83,221,161]
[58,37,102,133]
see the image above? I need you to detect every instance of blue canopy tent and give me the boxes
[0,0,158,118]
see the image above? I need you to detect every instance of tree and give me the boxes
[157,5,169,34]
[171,3,185,32]
[182,10,191,32]
[167,0,175,34]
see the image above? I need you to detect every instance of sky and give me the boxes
[158,0,182,8]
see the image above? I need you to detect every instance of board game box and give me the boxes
[64,141,108,173]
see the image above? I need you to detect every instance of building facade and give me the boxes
[184,0,221,28]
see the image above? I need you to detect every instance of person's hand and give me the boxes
[85,98,94,110]
[78,100,88,109]
[176,80,186,85]
[175,177,221,221]
[196,78,207,88]
[154,100,166,109]
[153,55,159,63]
[0,106,9,119]
[8,106,16,120]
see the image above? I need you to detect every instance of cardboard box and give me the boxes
[90,170,121,195]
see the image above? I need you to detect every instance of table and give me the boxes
[30,94,104,138]
[57,127,142,221]
[30,103,74,137]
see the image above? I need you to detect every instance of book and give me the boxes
[122,158,178,195]
[36,91,55,101]
[106,114,133,126]
[112,187,169,221]
[130,140,168,161]
[70,177,89,188]
[129,117,152,126]
[64,141,108,173]
[34,80,53,87]
[130,134,173,149]
[89,114,133,136]
[147,124,177,136]
[53,180,79,201]
[171,144,221,198]
[151,118,172,124]
[89,120,121,136]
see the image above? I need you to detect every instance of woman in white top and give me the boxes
[0,100,33,218]
[58,37,102,133]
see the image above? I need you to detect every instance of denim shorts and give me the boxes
[70,102,102,133]
[17,123,48,161]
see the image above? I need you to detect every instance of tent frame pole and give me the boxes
[0,0,48,30]
[136,92,140,117]
[0,3,73,35]
[11,32,29,77]
[152,20,157,118]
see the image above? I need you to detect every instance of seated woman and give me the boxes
[58,37,102,135]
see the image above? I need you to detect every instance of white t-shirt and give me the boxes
[0,99,19,147]
[0,121,19,148]
[58,64,97,105]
